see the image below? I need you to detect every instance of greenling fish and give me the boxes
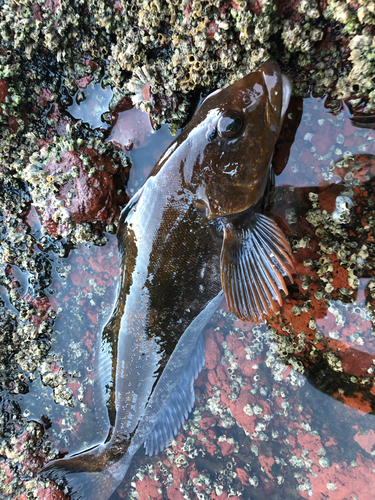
[40,60,294,499]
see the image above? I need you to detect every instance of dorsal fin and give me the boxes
[144,333,205,456]
[93,187,144,433]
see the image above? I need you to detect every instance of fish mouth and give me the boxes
[280,74,292,122]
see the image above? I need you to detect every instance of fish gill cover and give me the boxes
[0,0,375,499]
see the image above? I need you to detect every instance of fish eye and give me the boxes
[218,111,244,139]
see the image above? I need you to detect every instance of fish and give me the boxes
[40,60,294,500]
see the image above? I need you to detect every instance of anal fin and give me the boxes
[144,333,206,456]
[221,212,294,322]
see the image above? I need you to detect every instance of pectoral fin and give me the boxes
[221,213,294,322]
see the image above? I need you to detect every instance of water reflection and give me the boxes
[107,107,180,194]
[67,81,113,130]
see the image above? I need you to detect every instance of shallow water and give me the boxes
[68,81,113,130]
[3,89,375,499]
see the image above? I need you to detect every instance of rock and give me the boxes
[25,138,130,241]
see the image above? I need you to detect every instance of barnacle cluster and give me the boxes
[24,133,130,243]
[107,0,281,126]
[323,0,375,109]
[0,0,113,63]
[347,34,375,110]
[305,155,374,303]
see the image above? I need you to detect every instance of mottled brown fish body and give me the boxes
[39,60,294,500]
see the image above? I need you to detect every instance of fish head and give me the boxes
[192,60,291,219]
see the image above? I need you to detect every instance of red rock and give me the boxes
[205,333,221,370]
[275,0,304,18]
[233,319,253,332]
[184,0,192,26]
[142,81,153,102]
[324,436,338,447]
[207,361,229,387]
[354,428,375,454]
[217,439,234,456]
[75,412,84,423]
[113,0,122,11]
[207,21,219,42]
[3,466,14,485]
[303,453,375,500]
[297,431,323,453]
[23,293,55,314]
[0,79,9,103]
[136,476,163,500]
[38,89,53,107]
[227,386,256,435]
[310,120,334,156]
[37,483,68,500]
[198,416,216,430]
[109,106,153,151]
[166,468,187,500]
[68,381,80,398]
[82,384,93,408]
[69,270,84,287]
[340,346,374,378]
[114,96,133,113]
[81,329,95,354]
[87,245,119,276]
[10,430,48,473]
[318,183,344,214]
[335,392,374,414]
[258,456,275,477]
[316,311,336,332]
[166,486,185,500]
[87,309,97,324]
[6,115,19,134]
[44,0,61,13]
[48,103,74,137]
[39,146,128,236]
[343,133,367,149]
[236,467,250,486]
[76,76,94,89]
[214,328,224,345]
[200,438,217,456]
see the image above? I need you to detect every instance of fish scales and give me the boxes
[40,60,294,500]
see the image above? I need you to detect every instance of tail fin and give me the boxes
[40,444,131,500]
